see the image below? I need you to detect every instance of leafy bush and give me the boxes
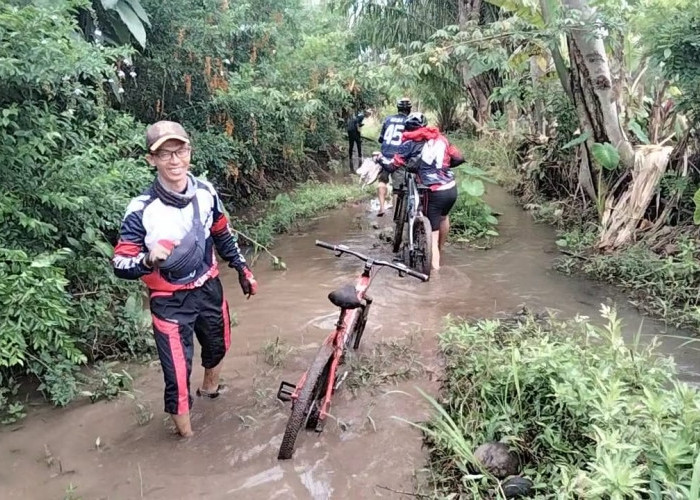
[422,306,700,498]
[450,164,500,242]
[236,180,371,252]
[118,0,387,206]
[556,233,700,329]
[0,1,152,414]
[647,1,700,125]
[445,134,500,242]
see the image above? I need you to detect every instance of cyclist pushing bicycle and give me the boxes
[380,112,465,271]
[376,97,412,216]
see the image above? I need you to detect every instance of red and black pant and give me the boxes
[150,277,231,415]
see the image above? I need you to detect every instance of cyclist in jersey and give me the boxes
[376,97,411,216]
[346,111,365,173]
[112,120,258,438]
[382,112,464,270]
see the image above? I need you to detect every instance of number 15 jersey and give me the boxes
[378,114,408,158]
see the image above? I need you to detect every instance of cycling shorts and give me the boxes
[378,169,404,191]
[425,185,458,230]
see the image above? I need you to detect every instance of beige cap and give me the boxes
[146,120,190,152]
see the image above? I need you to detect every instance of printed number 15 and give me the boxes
[383,123,404,146]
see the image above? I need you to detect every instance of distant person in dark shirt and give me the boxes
[346,111,365,173]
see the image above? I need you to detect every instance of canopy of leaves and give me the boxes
[0,0,387,418]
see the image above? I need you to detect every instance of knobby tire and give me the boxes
[278,343,334,460]
[411,215,433,277]
[392,193,406,254]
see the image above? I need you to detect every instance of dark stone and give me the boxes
[473,442,520,479]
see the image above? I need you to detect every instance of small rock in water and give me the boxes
[371,221,380,229]
[377,227,393,243]
[473,442,520,479]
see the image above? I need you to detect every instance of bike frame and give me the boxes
[396,169,428,255]
[288,253,374,423]
[286,241,428,424]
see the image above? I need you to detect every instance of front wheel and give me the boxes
[410,215,433,277]
[278,344,334,460]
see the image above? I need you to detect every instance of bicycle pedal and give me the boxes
[276,381,296,402]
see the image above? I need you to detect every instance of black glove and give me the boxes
[238,267,257,297]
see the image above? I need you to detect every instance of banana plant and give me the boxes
[80,0,151,49]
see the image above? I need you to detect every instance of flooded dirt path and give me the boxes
[2,186,699,500]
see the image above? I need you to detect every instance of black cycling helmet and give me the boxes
[404,112,427,131]
[397,97,412,114]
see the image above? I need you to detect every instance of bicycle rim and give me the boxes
[411,215,433,277]
[278,343,334,460]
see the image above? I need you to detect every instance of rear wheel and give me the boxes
[410,215,433,277]
[278,344,334,460]
[392,193,407,254]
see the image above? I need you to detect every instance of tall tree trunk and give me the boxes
[457,0,497,127]
[529,55,546,135]
[562,0,634,169]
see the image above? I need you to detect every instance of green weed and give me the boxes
[79,362,133,403]
[345,335,425,392]
[261,336,292,369]
[556,231,700,329]
[421,306,700,498]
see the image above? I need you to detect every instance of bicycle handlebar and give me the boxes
[315,240,429,282]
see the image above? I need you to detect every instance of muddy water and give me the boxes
[2,186,699,500]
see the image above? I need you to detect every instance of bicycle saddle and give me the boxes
[328,284,362,310]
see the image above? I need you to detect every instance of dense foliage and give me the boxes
[423,308,700,498]
[0,1,153,419]
[0,0,385,420]
[117,0,387,205]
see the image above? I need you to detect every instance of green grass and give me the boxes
[232,180,371,262]
[419,307,700,498]
[555,229,700,330]
[345,334,425,393]
[449,132,520,191]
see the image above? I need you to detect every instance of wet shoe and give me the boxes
[196,384,228,399]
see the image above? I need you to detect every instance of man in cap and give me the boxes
[112,120,258,437]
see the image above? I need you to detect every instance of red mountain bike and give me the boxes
[276,240,428,459]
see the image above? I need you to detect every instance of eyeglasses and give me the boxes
[153,147,191,161]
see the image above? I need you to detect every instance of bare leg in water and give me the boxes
[201,363,223,394]
[171,362,223,437]
[378,182,388,215]
[431,216,450,270]
[439,216,450,251]
[431,229,440,271]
